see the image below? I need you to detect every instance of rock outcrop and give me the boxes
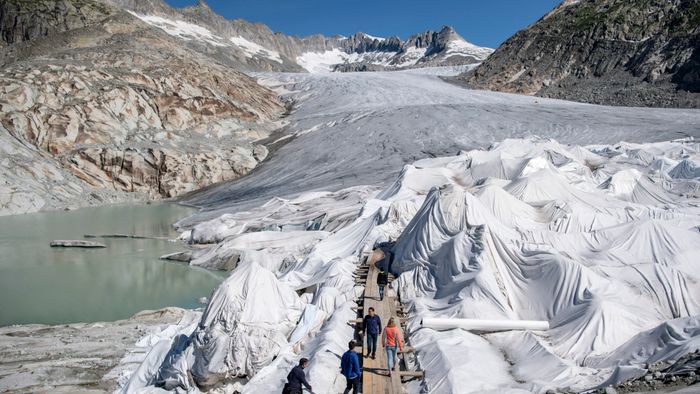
[0,0,116,46]
[0,1,284,215]
[462,0,700,108]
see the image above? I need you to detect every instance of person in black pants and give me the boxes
[377,268,388,301]
[284,358,312,394]
[340,340,361,394]
[362,306,382,359]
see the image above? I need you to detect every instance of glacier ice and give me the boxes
[122,136,700,393]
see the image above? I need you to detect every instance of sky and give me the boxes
[163,0,562,48]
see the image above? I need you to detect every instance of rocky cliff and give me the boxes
[462,0,700,108]
[0,0,284,215]
[0,0,115,45]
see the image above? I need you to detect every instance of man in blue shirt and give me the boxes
[362,307,382,359]
[340,340,361,394]
[285,357,312,394]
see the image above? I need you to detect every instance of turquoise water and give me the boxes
[0,203,224,326]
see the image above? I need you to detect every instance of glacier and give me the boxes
[117,69,700,393]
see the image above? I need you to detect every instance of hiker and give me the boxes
[382,317,404,377]
[284,357,312,394]
[340,340,361,394]
[377,267,388,301]
[362,306,382,359]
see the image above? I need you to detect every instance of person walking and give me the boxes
[382,317,404,377]
[284,357,312,394]
[340,340,361,394]
[362,306,382,359]
[377,267,388,301]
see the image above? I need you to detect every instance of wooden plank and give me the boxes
[357,249,409,394]
[399,371,424,377]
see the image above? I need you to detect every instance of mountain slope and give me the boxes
[102,0,492,73]
[0,0,284,215]
[461,0,700,108]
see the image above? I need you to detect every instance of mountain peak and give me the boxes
[197,0,210,8]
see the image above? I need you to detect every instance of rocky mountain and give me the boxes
[461,0,700,108]
[330,26,493,72]
[100,0,493,73]
[0,0,284,215]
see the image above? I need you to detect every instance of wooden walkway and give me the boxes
[351,249,416,394]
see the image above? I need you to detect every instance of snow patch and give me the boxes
[230,36,283,64]
[446,38,494,60]
[395,46,429,67]
[296,49,349,73]
[360,33,386,41]
[296,49,400,73]
[128,12,227,47]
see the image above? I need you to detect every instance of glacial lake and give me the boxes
[0,203,224,326]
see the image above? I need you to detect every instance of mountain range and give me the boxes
[103,0,493,73]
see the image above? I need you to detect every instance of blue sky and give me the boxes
[163,0,562,48]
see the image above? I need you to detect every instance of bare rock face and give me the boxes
[462,0,700,108]
[0,0,116,46]
[0,2,284,215]
[64,145,264,198]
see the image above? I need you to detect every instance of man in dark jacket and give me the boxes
[285,357,312,394]
[377,268,388,301]
[362,307,382,359]
[340,340,361,394]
